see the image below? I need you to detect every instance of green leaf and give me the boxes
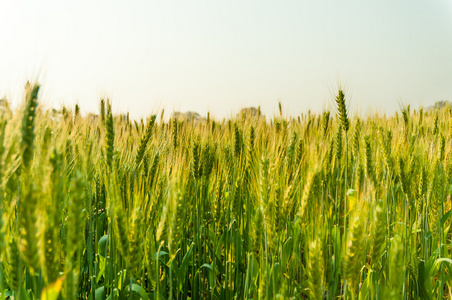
[41,276,65,300]
[95,286,106,300]
[96,256,106,283]
[181,243,195,273]
[440,209,452,228]
[106,288,119,300]
[97,212,107,238]
[199,263,213,272]
[358,275,369,300]
[272,262,281,292]
[152,250,168,260]
[418,260,432,300]
[0,290,9,300]
[178,242,194,288]
[125,284,149,300]
[434,258,452,269]
[281,237,293,271]
[19,285,30,300]
[98,234,109,258]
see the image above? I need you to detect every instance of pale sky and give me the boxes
[0,0,451,119]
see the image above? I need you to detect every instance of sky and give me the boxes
[0,0,451,120]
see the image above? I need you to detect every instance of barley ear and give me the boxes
[100,98,106,124]
[253,206,264,253]
[385,235,404,298]
[345,214,366,295]
[307,238,324,299]
[169,191,185,258]
[19,183,40,273]
[364,135,376,185]
[105,100,114,170]
[336,89,349,132]
[5,237,23,293]
[21,84,40,170]
[114,204,130,261]
[135,115,157,168]
[128,207,143,274]
[370,200,386,269]
[66,170,86,260]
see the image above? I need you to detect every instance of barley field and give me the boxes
[1,84,452,299]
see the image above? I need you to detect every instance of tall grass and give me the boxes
[0,85,451,299]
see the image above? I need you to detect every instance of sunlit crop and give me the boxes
[1,84,451,299]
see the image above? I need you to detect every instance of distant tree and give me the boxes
[238,106,264,119]
[172,111,205,122]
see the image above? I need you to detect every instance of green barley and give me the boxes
[21,84,39,170]
[135,115,156,168]
[105,100,114,170]
[336,89,350,132]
